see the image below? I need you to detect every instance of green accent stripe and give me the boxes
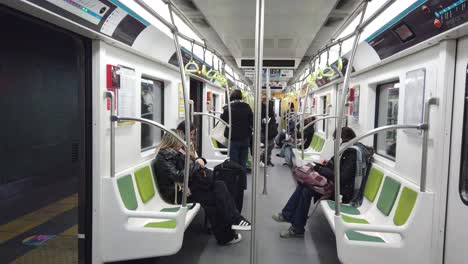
[393,187,418,226]
[144,220,176,229]
[327,200,360,215]
[134,166,156,204]
[377,177,401,216]
[364,167,384,202]
[346,230,385,243]
[342,215,369,224]
[117,175,138,210]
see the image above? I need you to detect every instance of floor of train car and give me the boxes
[119,149,340,264]
[0,178,79,264]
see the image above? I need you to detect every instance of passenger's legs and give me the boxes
[290,187,314,233]
[281,184,304,221]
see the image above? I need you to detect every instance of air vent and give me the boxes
[241,59,295,67]
[176,0,198,11]
[324,17,344,27]
[72,142,79,163]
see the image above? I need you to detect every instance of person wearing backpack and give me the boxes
[272,127,370,238]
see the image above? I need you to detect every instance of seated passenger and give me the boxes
[272,127,359,238]
[277,117,315,167]
[153,129,251,245]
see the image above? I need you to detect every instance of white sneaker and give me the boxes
[227,233,242,245]
[232,218,252,231]
[260,162,265,168]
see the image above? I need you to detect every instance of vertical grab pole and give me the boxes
[106,91,116,178]
[168,4,191,208]
[252,0,265,262]
[221,61,232,157]
[326,104,332,138]
[421,97,439,192]
[301,85,310,160]
[333,1,368,216]
[262,68,270,195]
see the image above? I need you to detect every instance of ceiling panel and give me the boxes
[193,0,338,61]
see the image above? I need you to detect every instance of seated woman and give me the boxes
[153,129,251,245]
[272,127,358,238]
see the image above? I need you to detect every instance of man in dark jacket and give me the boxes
[221,89,253,172]
[260,94,278,167]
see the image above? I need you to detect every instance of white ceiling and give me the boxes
[192,0,338,60]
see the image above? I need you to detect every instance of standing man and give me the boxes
[260,94,277,167]
[221,89,253,172]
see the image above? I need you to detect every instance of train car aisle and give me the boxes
[118,149,340,264]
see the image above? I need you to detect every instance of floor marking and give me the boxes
[0,194,77,243]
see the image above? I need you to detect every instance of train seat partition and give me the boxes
[319,163,434,264]
[293,132,334,167]
[100,159,200,262]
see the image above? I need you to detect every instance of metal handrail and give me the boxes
[117,116,188,148]
[334,1,369,216]
[289,0,397,86]
[193,112,230,127]
[106,91,116,179]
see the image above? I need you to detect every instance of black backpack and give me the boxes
[213,160,246,211]
[349,143,374,207]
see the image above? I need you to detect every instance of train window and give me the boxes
[460,64,468,205]
[141,78,164,151]
[374,82,399,160]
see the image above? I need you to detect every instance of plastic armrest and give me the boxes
[125,208,186,220]
[339,220,407,235]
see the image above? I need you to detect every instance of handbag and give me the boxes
[293,163,334,195]
[211,121,228,146]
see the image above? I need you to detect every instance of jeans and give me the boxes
[230,140,250,172]
[281,183,320,233]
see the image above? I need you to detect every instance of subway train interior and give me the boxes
[1,0,468,263]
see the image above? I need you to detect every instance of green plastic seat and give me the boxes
[364,167,384,202]
[327,200,360,215]
[346,230,385,243]
[211,138,219,148]
[316,137,325,151]
[117,174,138,210]
[160,204,195,212]
[134,166,156,204]
[341,215,369,224]
[393,187,418,226]
[377,177,401,216]
[309,134,318,151]
[144,220,177,229]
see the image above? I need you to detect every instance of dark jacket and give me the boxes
[221,100,253,142]
[296,123,315,149]
[153,148,207,202]
[261,101,278,140]
[314,147,357,203]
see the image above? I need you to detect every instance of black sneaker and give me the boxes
[232,217,251,231]
[267,161,275,167]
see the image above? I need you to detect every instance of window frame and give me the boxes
[373,81,400,161]
[140,76,165,152]
[459,64,468,206]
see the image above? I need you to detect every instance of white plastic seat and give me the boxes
[101,160,200,262]
[319,163,434,264]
